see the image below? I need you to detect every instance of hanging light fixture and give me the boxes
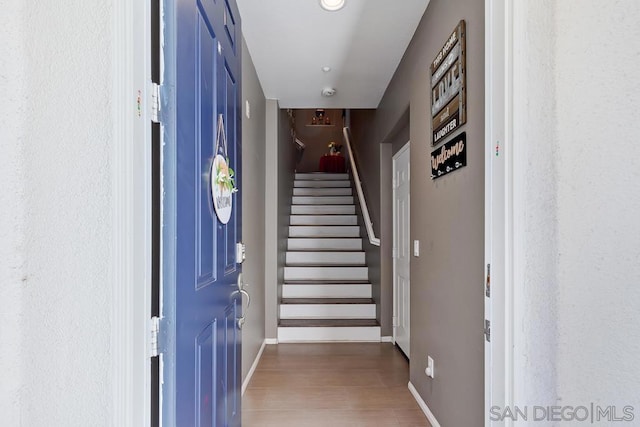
[319,0,346,12]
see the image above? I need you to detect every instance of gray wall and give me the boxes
[351,0,485,424]
[347,111,387,334]
[405,2,485,424]
[264,101,297,338]
[294,109,344,172]
[241,38,266,380]
[277,107,296,329]
[264,100,279,338]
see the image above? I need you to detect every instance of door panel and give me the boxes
[162,0,242,425]
[394,145,411,357]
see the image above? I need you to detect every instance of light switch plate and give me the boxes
[245,100,251,119]
[413,240,420,257]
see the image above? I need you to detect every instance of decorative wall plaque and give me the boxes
[431,20,466,146]
[211,115,237,224]
[431,132,467,179]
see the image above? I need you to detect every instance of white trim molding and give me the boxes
[242,340,267,396]
[380,336,393,343]
[264,338,279,345]
[485,0,515,425]
[112,0,152,425]
[408,382,441,427]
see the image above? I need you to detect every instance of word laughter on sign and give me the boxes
[431,132,467,180]
[431,20,466,145]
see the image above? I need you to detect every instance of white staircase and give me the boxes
[278,172,381,342]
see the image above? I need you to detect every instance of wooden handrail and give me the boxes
[343,127,380,247]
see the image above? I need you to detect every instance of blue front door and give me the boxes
[161,0,242,425]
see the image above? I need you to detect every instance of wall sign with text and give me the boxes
[211,115,238,224]
[431,132,467,179]
[431,20,466,146]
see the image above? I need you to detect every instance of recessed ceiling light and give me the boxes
[319,0,345,12]
[322,66,332,72]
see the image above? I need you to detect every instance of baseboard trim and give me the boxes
[265,338,278,345]
[380,336,393,343]
[408,382,441,427]
[241,340,266,396]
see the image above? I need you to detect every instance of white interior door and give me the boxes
[393,143,411,357]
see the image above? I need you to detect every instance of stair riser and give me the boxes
[289,226,360,238]
[280,304,376,319]
[292,196,354,205]
[282,284,372,298]
[295,180,350,188]
[286,252,365,265]
[284,267,368,281]
[291,205,355,215]
[295,173,349,181]
[293,188,352,196]
[278,326,381,342]
[288,238,362,251]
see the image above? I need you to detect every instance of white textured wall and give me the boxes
[515,0,640,411]
[0,1,26,424]
[554,0,640,409]
[512,0,559,407]
[1,1,114,425]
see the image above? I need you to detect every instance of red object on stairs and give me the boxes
[319,155,346,173]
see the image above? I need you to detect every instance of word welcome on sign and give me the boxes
[431,20,466,146]
[431,132,467,180]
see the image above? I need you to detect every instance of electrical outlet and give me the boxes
[425,356,434,378]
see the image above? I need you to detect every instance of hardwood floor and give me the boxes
[242,343,430,426]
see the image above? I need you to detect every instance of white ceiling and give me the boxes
[236,0,430,109]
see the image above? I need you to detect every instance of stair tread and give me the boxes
[285,264,366,268]
[279,319,379,327]
[286,251,365,254]
[290,214,357,217]
[294,206,354,209]
[289,224,360,228]
[284,280,371,285]
[281,298,374,305]
[287,249,363,253]
[288,237,362,240]
[285,265,367,268]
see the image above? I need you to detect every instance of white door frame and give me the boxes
[392,142,410,350]
[112,0,153,425]
[485,0,514,425]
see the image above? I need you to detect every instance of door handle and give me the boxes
[236,274,250,329]
[239,289,250,309]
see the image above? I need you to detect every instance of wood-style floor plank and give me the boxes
[243,343,431,426]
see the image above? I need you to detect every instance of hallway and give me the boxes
[242,343,430,426]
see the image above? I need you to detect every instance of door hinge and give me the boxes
[485,263,491,298]
[392,247,398,259]
[150,82,161,123]
[484,319,491,342]
[149,316,161,357]
[392,316,398,328]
